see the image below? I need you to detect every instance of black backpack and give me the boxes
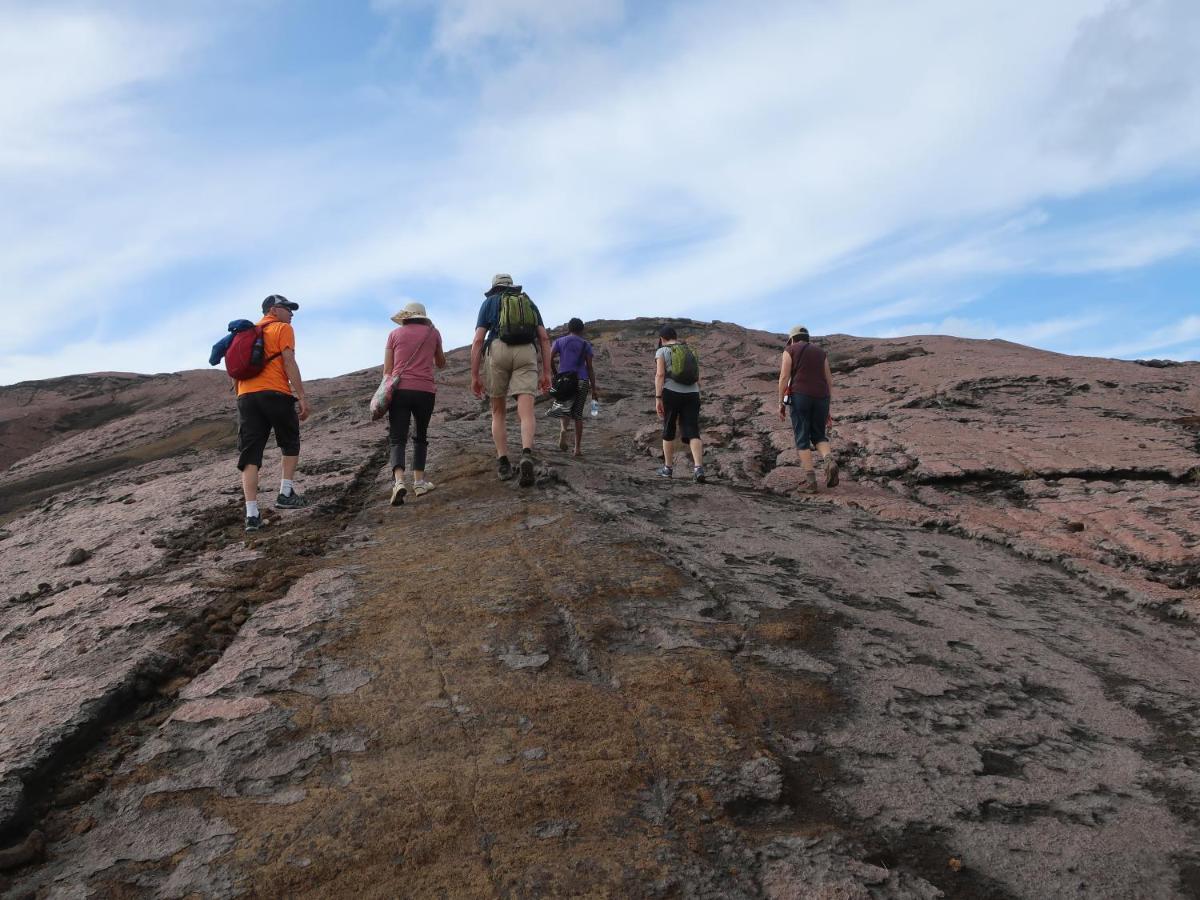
[550,371,579,401]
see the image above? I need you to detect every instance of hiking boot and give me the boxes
[803,470,819,492]
[276,491,308,509]
[518,454,535,487]
[497,457,513,481]
[413,480,435,497]
[657,465,673,478]
[825,459,840,488]
[390,481,407,506]
[244,515,262,533]
[692,465,706,484]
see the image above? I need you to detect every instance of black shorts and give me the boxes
[237,390,300,470]
[661,388,701,442]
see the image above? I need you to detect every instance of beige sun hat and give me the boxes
[788,324,810,341]
[391,301,431,325]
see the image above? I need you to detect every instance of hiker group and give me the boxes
[211,274,836,532]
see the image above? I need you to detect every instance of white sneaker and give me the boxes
[413,479,435,497]
[390,481,407,506]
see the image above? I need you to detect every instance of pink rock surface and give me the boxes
[1,320,1197,898]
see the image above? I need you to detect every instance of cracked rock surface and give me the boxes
[1,320,1197,897]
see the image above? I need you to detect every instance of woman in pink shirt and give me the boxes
[383,302,446,505]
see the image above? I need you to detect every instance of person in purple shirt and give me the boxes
[550,318,600,456]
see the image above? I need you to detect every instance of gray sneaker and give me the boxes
[518,454,535,487]
[657,465,673,478]
[276,491,308,509]
[244,515,262,533]
[692,465,706,484]
[825,459,840,488]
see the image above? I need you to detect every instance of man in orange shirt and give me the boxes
[236,295,311,532]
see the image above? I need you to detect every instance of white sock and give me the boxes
[246,501,259,517]
[280,479,294,496]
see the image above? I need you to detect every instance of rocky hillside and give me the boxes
[1,320,1198,898]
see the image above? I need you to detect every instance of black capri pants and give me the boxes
[388,389,436,471]
[237,390,300,470]
[661,388,701,442]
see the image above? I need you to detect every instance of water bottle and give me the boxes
[590,399,599,417]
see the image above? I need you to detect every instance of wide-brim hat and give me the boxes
[391,301,431,325]
[788,324,809,340]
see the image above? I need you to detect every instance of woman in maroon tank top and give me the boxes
[776,325,839,492]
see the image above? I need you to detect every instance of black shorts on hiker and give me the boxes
[789,393,830,449]
[661,388,701,442]
[388,389,436,471]
[237,390,300,470]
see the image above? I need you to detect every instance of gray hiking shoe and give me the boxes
[276,491,308,509]
[657,465,673,478]
[518,454,535,487]
[497,457,513,481]
[692,465,706,484]
[803,470,819,492]
[825,459,840,488]
[244,515,262,533]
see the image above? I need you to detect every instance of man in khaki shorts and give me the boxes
[470,274,551,486]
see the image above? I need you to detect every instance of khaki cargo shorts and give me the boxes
[486,339,538,397]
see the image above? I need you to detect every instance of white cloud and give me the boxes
[4,0,1200,384]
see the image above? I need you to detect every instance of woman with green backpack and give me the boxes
[653,325,705,483]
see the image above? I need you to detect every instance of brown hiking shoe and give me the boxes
[803,470,818,492]
[825,459,840,488]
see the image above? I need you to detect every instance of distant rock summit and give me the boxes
[2,320,1198,897]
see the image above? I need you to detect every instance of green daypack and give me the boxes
[667,343,699,385]
[496,291,538,345]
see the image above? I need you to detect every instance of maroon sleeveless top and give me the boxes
[786,342,829,399]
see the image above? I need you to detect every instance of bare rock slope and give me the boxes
[1,320,1197,898]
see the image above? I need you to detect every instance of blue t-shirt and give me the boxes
[475,290,544,347]
[551,334,593,380]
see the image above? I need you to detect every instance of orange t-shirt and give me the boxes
[235,315,296,397]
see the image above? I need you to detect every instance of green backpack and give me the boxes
[667,343,699,385]
[497,291,538,345]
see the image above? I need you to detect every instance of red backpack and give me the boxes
[224,324,280,380]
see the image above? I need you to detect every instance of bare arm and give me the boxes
[654,353,666,418]
[383,344,393,378]
[281,348,310,421]
[470,327,487,397]
[536,326,552,394]
[777,351,791,403]
[585,354,598,398]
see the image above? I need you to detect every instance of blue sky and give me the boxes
[1,0,1199,385]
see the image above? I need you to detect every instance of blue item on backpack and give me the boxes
[209,320,256,366]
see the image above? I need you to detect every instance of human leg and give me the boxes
[236,393,271,527]
[409,391,435,481]
[268,394,306,508]
[516,393,536,451]
[570,379,588,455]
